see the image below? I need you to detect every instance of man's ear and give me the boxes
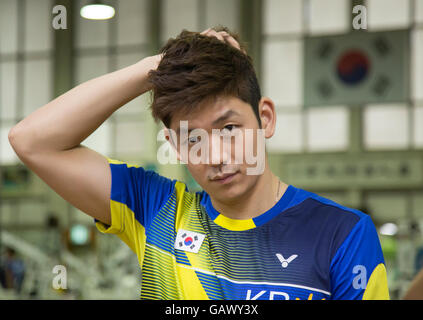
[164,127,183,162]
[258,97,276,139]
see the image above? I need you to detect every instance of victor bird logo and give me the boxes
[276,253,298,268]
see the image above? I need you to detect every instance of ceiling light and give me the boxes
[80,1,115,20]
[380,223,398,236]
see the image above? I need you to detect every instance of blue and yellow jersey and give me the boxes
[95,158,390,300]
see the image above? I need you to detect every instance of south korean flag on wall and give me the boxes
[174,229,205,254]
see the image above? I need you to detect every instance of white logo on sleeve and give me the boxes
[276,253,298,268]
[174,229,206,253]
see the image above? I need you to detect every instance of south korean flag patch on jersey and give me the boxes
[174,229,205,253]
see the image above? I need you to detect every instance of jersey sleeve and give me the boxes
[95,157,175,255]
[329,214,390,300]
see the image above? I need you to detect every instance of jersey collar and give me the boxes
[200,185,297,231]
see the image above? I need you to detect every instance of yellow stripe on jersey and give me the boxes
[177,265,209,300]
[362,263,390,300]
[95,199,147,267]
[174,181,190,229]
[213,214,256,231]
[106,157,140,168]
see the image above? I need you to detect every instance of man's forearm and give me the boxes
[9,55,159,154]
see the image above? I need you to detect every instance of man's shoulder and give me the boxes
[280,186,371,250]
[287,186,367,225]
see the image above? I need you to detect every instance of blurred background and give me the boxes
[0,0,422,300]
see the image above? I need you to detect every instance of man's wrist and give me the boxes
[132,55,161,94]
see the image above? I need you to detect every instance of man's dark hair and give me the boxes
[148,26,262,128]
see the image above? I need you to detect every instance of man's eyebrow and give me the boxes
[175,127,195,135]
[211,110,241,126]
[174,110,242,134]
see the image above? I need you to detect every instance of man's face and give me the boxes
[168,96,271,203]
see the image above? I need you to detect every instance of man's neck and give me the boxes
[209,163,289,221]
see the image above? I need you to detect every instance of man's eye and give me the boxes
[222,124,236,133]
[188,136,201,144]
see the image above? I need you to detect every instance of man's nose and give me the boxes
[209,133,231,166]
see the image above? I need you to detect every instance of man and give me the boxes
[2,248,26,294]
[8,26,389,300]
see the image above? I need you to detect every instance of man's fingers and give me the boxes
[201,29,227,42]
[200,28,212,35]
[206,29,225,42]
[221,34,241,51]
[220,32,245,53]
[201,28,244,53]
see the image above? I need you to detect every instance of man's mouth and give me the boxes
[210,172,239,184]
